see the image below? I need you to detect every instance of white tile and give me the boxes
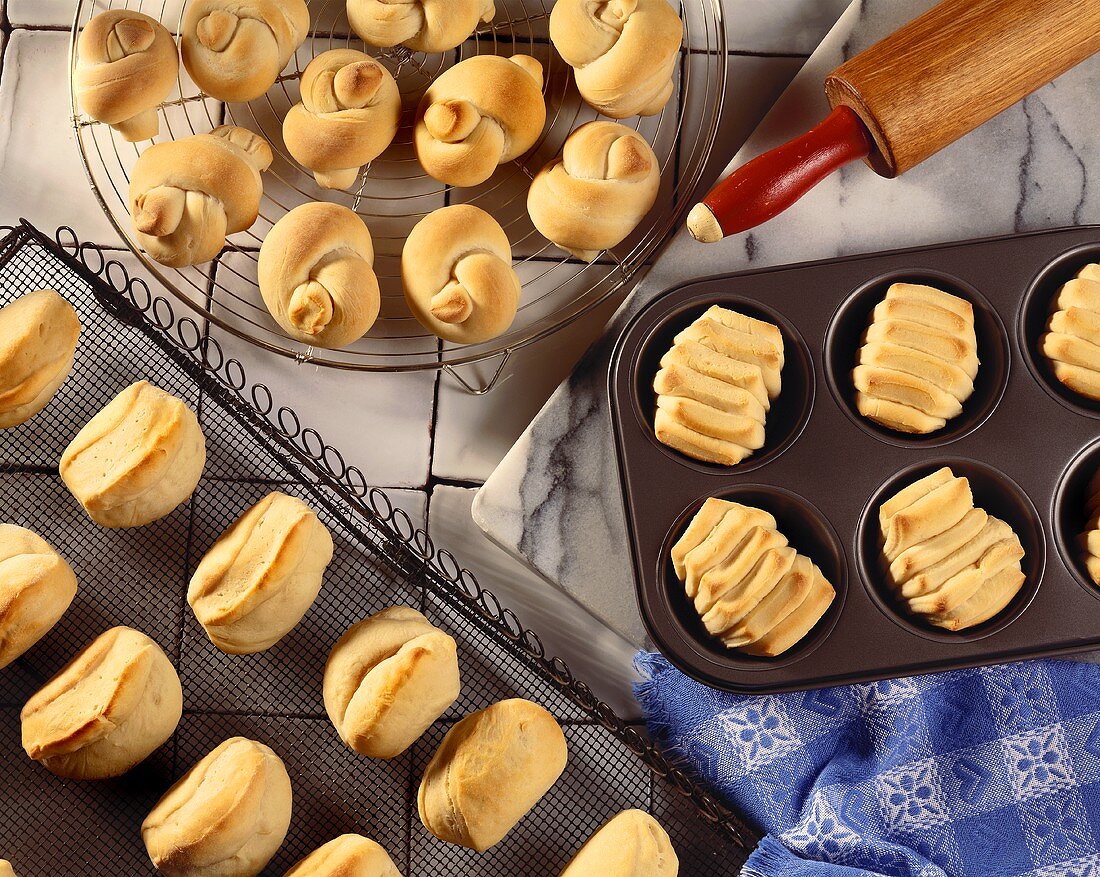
[8,0,75,27]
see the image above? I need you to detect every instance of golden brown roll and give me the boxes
[259,202,381,348]
[0,289,81,429]
[0,861,15,877]
[283,50,402,190]
[181,0,309,102]
[284,834,403,877]
[0,525,78,671]
[129,125,273,268]
[559,810,678,877]
[348,0,495,53]
[75,10,179,142]
[21,626,182,780]
[528,121,660,261]
[143,737,293,877]
[1042,264,1100,401]
[1080,468,1100,585]
[549,0,682,119]
[414,55,546,188]
[401,205,521,344]
[324,606,460,758]
[418,698,567,851]
[188,491,333,654]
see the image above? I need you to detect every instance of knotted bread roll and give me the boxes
[129,125,273,268]
[559,810,679,877]
[75,10,179,142]
[182,0,310,102]
[402,205,520,344]
[21,626,183,780]
[348,0,495,53]
[528,121,660,261]
[284,835,403,877]
[0,289,81,429]
[283,49,402,190]
[259,202,381,348]
[0,525,78,671]
[143,737,293,877]
[414,55,546,187]
[550,0,682,119]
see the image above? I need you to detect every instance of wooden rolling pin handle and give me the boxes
[687,107,873,244]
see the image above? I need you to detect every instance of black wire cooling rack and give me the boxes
[0,221,756,876]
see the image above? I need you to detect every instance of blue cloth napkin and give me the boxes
[635,652,1100,877]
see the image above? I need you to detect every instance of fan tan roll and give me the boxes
[348,0,495,53]
[528,121,660,261]
[1042,264,1100,401]
[129,125,273,268]
[75,10,179,142]
[0,861,14,876]
[259,202,381,348]
[284,835,402,877]
[60,381,206,528]
[143,737,293,877]
[283,50,402,190]
[0,525,77,671]
[1081,468,1100,586]
[401,205,520,344]
[0,289,81,429]
[418,698,567,851]
[21,626,182,780]
[189,492,334,654]
[414,55,546,187]
[182,0,309,102]
[549,0,681,119]
[559,810,678,877]
[324,606,460,758]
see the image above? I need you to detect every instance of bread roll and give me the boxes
[21,626,182,780]
[189,491,334,654]
[259,202,381,348]
[284,834,402,877]
[0,861,15,877]
[0,289,80,428]
[418,698,567,851]
[1080,468,1100,586]
[528,121,660,261]
[324,606,459,758]
[0,525,78,671]
[143,737,293,877]
[1042,265,1100,401]
[129,125,273,267]
[549,0,682,119]
[401,205,520,344]
[75,10,179,142]
[283,50,402,190]
[414,55,545,187]
[182,0,309,102]
[348,0,494,54]
[559,810,678,877]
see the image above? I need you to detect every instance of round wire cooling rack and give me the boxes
[69,0,727,388]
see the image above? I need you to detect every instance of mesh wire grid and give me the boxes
[0,222,756,875]
[68,0,727,381]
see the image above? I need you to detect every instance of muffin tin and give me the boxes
[610,226,1100,694]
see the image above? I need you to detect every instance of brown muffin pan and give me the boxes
[610,226,1100,693]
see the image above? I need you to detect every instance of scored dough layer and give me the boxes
[1042,264,1100,401]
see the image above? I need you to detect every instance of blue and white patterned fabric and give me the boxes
[635,652,1100,877]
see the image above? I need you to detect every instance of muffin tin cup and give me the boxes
[611,225,1100,694]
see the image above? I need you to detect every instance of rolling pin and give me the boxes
[688,0,1100,243]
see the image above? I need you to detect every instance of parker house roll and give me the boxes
[653,306,783,466]
[143,737,293,877]
[528,121,660,262]
[324,606,460,758]
[284,835,402,877]
[21,626,183,780]
[854,282,979,435]
[418,698,567,852]
[550,0,682,119]
[0,525,78,671]
[189,491,334,654]
[0,289,81,429]
[1042,263,1100,401]
[348,0,495,54]
[1079,467,1100,586]
[671,499,835,656]
[879,467,1026,631]
[559,810,678,877]
[76,9,179,142]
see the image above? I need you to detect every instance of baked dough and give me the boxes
[21,626,182,780]
[418,698,567,851]
[1079,468,1100,586]
[653,306,783,466]
[188,491,334,654]
[559,810,678,877]
[0,525,78,671]
[0,861,14,876]
[348,0,495,53]
[324,606,460,758]
[143,737,293,877]
[0,289,81,428]
[284,834,402,877]
[60,381,206,528]
[854,283,979,434]
[1042,264,1100,401]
